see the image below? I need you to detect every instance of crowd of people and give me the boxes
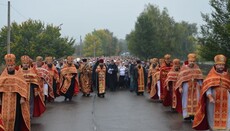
[0,53,229,131]
[146,53,230,131]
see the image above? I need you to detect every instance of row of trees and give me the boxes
[0,20,127,64]
[126,0,230,65]
[126,4,198,60]
[0,19,75,63]
[81,29,126,57]
[0,0,228,64]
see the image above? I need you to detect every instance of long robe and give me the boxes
[159,62,172,100]
[35,67,54,100]
[147,66,157,93]
[175,64,203,117]
[107,64,118,91]
[0,69,30,131]
[193,67,230,130]
[95,65,107,95]
[43,64,60,99]
[129,64,136,91]
[79,63,92,95]
[149,68,160,99]
[134,66,147,93]
[20,67,46,117]
[163,68,179,107]
[59,65,79,99]
[92,61,99,89]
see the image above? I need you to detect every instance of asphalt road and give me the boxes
[31,90,196,131]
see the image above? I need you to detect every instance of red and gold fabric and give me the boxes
[0,115,4,131]
[175,64,203,113]
[19,67,46,117]
[137,66,145,92]
[193,67,230,130]
[147,67,158,93]
[149,71,160,99]
[96,65,106,94]
[79,64,92,94]
[43,64,60,96]
[0,69,30,131]
[59,65,79,95]
[36,67,54,99]
[163,69,179,107]
[43,64,59,82]
[159,62,172,100]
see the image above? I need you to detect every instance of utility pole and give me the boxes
[7,1,11,54]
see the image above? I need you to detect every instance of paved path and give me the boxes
[32,90,195,131]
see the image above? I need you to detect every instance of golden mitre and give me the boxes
[214,54,226,65]
[164,54,171,60]
[36,56,43,62]
[67,56,74,63]
[187,53,196,61]
[45,56,53,64]
[173,58,180,66]
[4,54,16,65]
[21,55,30,64]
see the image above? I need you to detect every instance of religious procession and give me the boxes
[0,0,230,130]
[0,52,229,131]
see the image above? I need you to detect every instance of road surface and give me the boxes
[32,90,196,131]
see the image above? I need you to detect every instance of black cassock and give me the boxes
[107,64,118,91]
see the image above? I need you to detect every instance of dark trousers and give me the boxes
[119,76,125,88]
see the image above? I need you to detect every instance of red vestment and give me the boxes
[193,67,230,130]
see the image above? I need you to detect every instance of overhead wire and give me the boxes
[11,5,28,20]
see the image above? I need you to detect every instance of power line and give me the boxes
[11,5,28,20]
[0,3,28,20]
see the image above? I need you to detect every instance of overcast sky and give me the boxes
[0,0,212,41]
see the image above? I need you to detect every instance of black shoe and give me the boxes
[184,116,192,121]
[64,98,67,101]
[86,94,90,97]
[82,94,86,97]
[171,108,176,112]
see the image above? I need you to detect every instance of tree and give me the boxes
[83,33,102,57]
[83,29,122,57]
[172,22,198,60]
[0,19,75,64]
[126,4,198,60]
[198,0,230,63]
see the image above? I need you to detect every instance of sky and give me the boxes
[0,0,212,42]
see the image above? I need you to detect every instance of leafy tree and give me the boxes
[172,22,198,60]
[83,33,102,57]
[126,4,198,60]
[0,19,75,64]
[83,29,122,57]
[198,0,230,63]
